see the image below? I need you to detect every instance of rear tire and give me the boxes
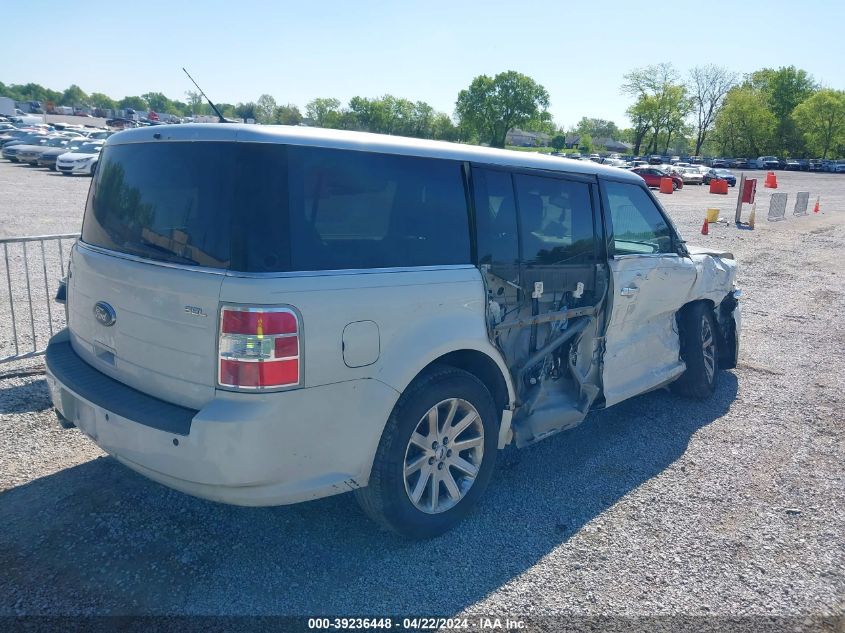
[671,303,719,399]
[355,366,498,538]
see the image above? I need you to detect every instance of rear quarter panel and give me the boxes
[218,267,515,399]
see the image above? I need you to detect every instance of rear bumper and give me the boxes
[45,329,400,506]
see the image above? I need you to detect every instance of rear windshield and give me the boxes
[82,141,471,272]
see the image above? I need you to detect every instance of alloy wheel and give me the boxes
[403,398,484,514]
[701,315,716,384]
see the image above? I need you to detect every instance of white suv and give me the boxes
[46,125,740,538]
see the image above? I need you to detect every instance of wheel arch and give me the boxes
[419,349,511,419]
[678,297,737,369]
[391,347,516,451]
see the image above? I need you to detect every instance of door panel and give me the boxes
[599,179,697,407]
[602,254,696,406]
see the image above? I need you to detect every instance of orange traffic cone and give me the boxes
[701,218,709,235]
[813,196,820,213]
[764,171,778,188]
[748,203,756,229]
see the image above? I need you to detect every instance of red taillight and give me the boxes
[218,306,300,390]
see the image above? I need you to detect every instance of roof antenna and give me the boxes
[182,67,228,123]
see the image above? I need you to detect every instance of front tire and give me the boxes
[355,366,498,538]
[671,303,719,399]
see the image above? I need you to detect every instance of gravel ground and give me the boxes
[1,160,844,627]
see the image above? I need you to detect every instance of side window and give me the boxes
[472,168,519,265]
[604,181,674,255]
[288,147,470,270]
[513,174,596,265]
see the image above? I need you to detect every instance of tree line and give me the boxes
[2,64,843,158]
[622,63,845,159]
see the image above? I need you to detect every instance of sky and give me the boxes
[3,0,844,129]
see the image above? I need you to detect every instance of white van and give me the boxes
[46,124,740,538]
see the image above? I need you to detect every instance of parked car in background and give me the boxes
[648,155,664,165]
[631,166,684,190]
[785,159,801,171]
[808,159,823,172]
[834,160,845,174]
[84,130,112,140]
[56,141,104,175]
[2,134,56,160]
[710,158,728,168]
[15,137,72,165]
[703,168,737,187]
[38,139,86,170]
[0,129,43,145]
[733,158,749,170]
[755,156,780,170]
[675,166,704,185]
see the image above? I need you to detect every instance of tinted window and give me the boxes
[83,142,244,269]
[513,174,596,265]
[604,181,674,255]
[288,146,470,270]
[472,168,519,265]
[82,142,470,272]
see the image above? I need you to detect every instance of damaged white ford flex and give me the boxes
[45,125,740,538]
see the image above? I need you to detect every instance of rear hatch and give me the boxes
[70,135,287,409]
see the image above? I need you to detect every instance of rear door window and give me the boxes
[288,147,471,270]
[513,173,597,265]
[472,168,519,266]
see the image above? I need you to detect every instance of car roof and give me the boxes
[106,123,643,184]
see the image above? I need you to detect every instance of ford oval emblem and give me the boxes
[93,301,116,327]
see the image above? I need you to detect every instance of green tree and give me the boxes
[576,117,619,140]
[455,70,550,148]
[61,84,88,106]
[141,92,172,113]
[305,97,342,127]
[551,134,566,150]
[625,96,658,155]
[118,96,148,111]
[749,66,818,155]
[578,133,593,153]
[2,82,61,104]
[275,103,303,126]
[688,65,737,156]
[792,89,845,159]
[88,92,117,111]
[410,101,435,138]
[235,102,258,121]
[622,63,689,154]
[255,94,277,124]
[712,86,777,157]
[431,112,458,141]
[185,91,208,115]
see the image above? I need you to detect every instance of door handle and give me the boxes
[620,287,639,296]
